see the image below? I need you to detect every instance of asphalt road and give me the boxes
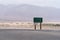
[0,29,60,40]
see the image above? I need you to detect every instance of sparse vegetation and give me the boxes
[0,22,60,30]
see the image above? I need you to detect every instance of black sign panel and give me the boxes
[33,17,43,23]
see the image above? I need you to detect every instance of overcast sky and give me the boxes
[0,0,60,8]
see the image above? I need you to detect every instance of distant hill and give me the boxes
[0,4,60,21]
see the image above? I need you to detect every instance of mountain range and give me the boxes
[0,4,60,22]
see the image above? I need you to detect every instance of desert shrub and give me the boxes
[54,24,60,26]
[16,23,19,24]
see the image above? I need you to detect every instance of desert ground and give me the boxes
[0,21,60,30]
[0,22,60,40]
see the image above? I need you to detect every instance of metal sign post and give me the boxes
[34,24,36,30]
[40,23,42,30]
[33,17,43,30]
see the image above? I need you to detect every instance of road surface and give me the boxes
[0,29,60,40]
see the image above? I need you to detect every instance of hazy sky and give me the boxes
[0,0,60,8]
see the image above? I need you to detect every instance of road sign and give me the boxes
[33,17,43,23]
[33,17,43,30]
